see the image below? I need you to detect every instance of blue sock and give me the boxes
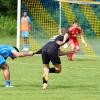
[5,80,11,86]
[26,44,29,48]
[24,44,27,48]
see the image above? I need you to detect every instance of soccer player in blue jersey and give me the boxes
[0,45,33,87]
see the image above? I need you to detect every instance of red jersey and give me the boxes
[69,26,81,39]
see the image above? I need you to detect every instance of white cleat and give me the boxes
[43,83,48,89]
[22,48,29,52]
[6,85,14,88]
[22,48,26,51]
[25,48,29,51]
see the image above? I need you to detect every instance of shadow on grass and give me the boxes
[0,84,41,89]
[0,85,5,87]
[0,84,99,91]
[49,84,98,90]
[13,84,42,89]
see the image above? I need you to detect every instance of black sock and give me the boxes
[35,48,42,54]
[49,67,56,73]
[43,77,47,84]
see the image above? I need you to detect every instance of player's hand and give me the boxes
[84,42,87,47]
[32,52,35,56]
[82,39,87,47]
[82,42,87,47]
[63,43,68,48]
[28,51,34,56]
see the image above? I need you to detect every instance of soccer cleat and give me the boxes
[25,48,29,51]
[6,85,14,88]
[22,48,26,51]
[22,48,29,52]
[43,77,48,89]
[43,83,48,89]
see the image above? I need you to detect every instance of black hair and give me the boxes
[13,47,19,52]
[23,11,28,14]
[61,27,69,35]
[73,18,78,24]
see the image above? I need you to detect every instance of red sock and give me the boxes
[67,51,74,61]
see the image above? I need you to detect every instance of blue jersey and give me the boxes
[0,45,15,60]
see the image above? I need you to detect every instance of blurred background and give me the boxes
[0,0,100,55]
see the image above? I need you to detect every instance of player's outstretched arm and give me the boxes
[12,50,33,57]
[80,32,87,47]
[56,33,69,46]
[32,48,42,55]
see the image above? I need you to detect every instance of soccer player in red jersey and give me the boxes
[67,20,87,60]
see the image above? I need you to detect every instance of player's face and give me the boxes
[10,53,16,59]
[23,12,27,16]
[61,28,68,35]
[73,23,78,27]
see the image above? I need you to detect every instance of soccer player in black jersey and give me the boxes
[34,28,69,89]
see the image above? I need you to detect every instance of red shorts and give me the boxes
[69,37,79,46]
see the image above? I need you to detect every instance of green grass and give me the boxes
[0,55,100,100]
[0,37,16,46]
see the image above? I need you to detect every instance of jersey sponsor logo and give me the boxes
[48,35,59,42]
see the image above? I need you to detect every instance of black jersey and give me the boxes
[45,34,69,48]
[35,34,69,54]
[42,35,69,64]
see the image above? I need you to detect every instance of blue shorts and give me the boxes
[0,55,6,66]
[22,31,29,37]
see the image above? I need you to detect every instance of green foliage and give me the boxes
[0,0,17,37]
[0,0,17,16]
[0,16,17,37]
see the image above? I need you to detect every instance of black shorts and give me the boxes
[42,49,61,65]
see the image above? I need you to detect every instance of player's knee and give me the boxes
[55,67,61,73]
[44,67,49,71]
[1,63,9,70]
[76,46,80,51]
[44,67,49,73]
[56,69,61,73]
[71,46,75,51]
[77,48,80,52]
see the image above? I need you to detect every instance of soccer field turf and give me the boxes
[0,55,100,100]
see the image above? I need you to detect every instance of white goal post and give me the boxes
[16,0,21,50]
[16,0,100,51]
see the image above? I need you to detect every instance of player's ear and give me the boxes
[66,29,69,33]
[11,50,20,57]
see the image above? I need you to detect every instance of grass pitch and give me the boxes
[0,55,100,100]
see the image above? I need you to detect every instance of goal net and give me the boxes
[17,0,100,56]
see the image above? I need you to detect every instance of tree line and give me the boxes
[0,0,17,16]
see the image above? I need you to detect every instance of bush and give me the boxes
[0,16,17,37]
